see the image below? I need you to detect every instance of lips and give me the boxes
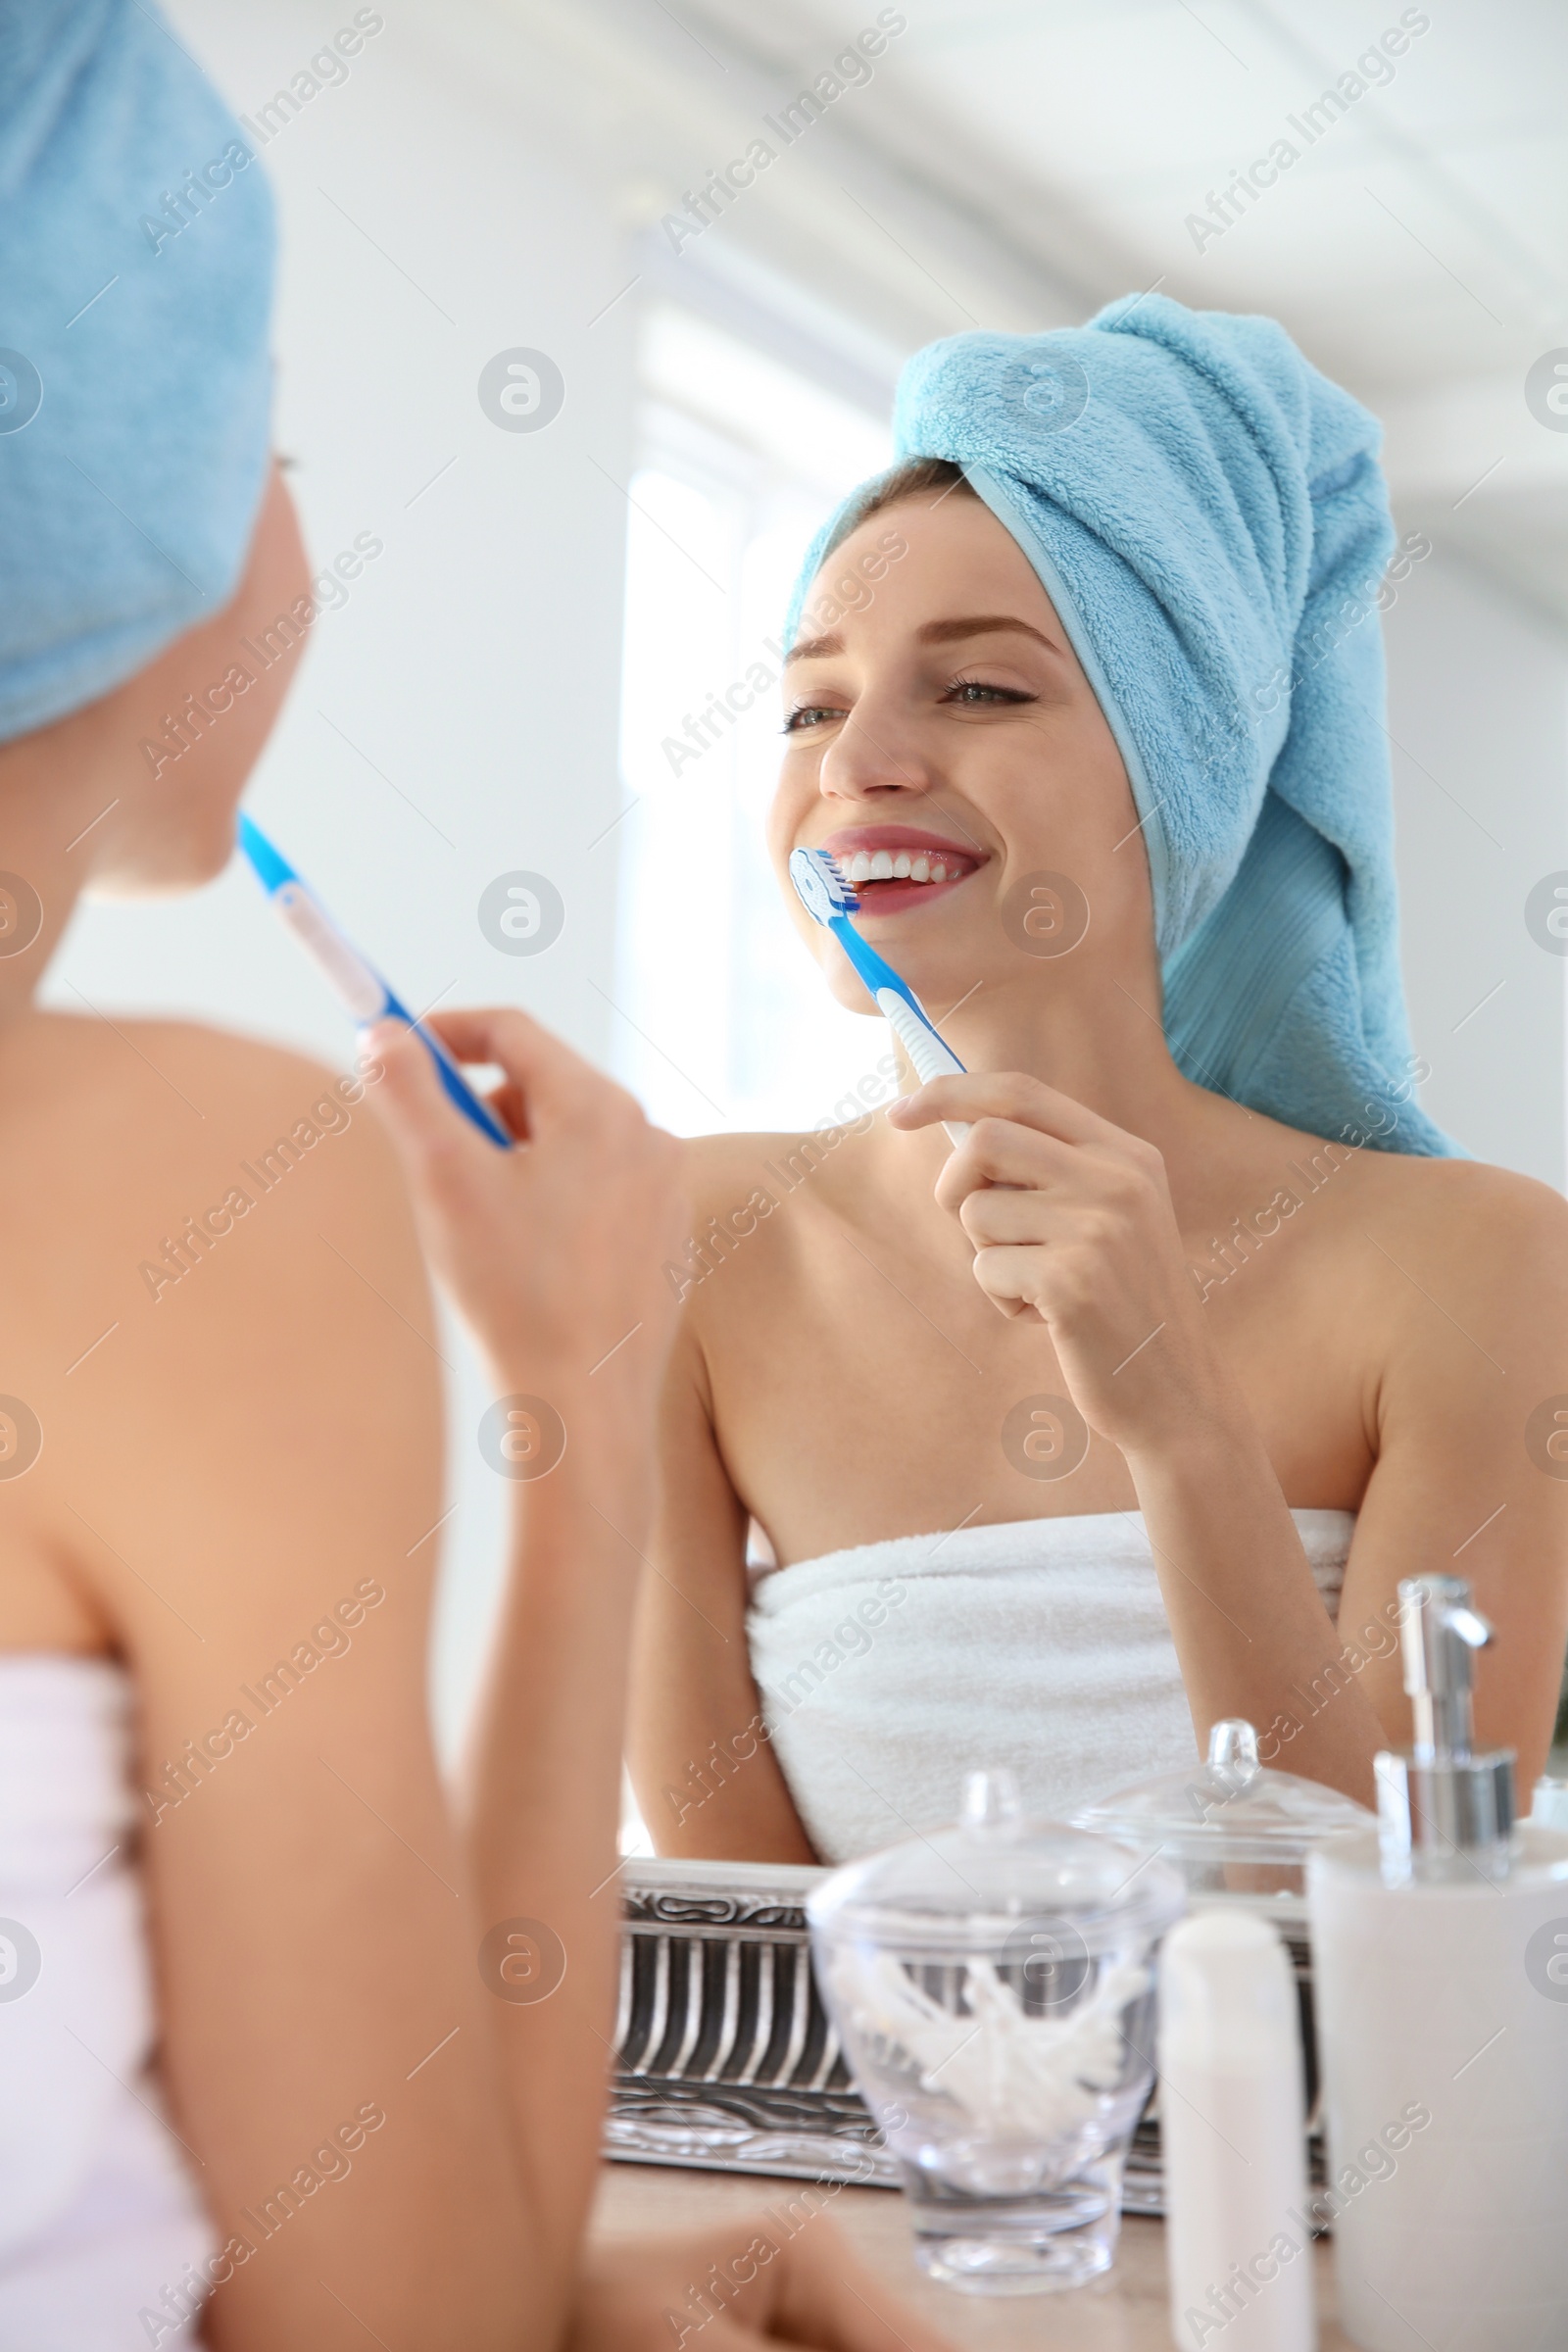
[815,824,987,915]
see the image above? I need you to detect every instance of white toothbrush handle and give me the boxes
[877,990,970,1146]
[275,881,388,1022]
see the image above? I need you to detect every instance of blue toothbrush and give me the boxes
[237,814,512,1149]
[788,846,970,1142]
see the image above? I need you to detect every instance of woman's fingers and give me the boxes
[366,1006,640,1167]
[769,2221,956,2350]
[361,1016,494,1178]
[958,1181,1068,1247]
[933,1114,1077,1211]
[360,1008,687,1393]
[571,2222,955,2352]
[971,1242,1053,1317]
[417,1004,614,1136]
[888,1068,1111,1147]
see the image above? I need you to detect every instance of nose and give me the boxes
[816,691,936,809]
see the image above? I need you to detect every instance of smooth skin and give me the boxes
[369,1014,949,2352]
[628,481,1568,1863]
[0,466,949,2350]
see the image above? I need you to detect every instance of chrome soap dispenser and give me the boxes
[1308,1575,1568,2352]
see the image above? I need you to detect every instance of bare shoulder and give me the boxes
[0,1010,406,1250]
[0,1011,438,1644]
[0,1011,431,1444]
[679,1127,785,1212]
[0,1004,429,1333]
[1348,1145,1568,1263]
[1312,1137,1568,1348]
[679,1121,869,1221]
[2,1006,385,1146]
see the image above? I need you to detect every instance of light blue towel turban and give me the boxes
[0,0,274,743]
[788,293,1453,1157]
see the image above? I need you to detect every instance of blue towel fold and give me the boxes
[0,0,274,742]
[787,293,1453,1156]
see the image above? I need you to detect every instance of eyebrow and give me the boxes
[784,613,1061,665]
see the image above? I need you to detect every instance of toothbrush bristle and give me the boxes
[814,847,859,910]
[788,845,858,925]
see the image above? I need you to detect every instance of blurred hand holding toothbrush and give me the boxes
[237,812,513,1148]
[363,1008,687,1414]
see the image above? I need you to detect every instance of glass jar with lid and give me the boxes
[1070,1718,1374,1918]
[807,1767,1184,2295]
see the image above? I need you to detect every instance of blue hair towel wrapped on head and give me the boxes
[0,0,274,743]
[788,292,1453,1156]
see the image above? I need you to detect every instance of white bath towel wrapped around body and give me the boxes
[0,1657,215,2347]
[747,1510,1354,1863]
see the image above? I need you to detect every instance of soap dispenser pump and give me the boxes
[1308,1575,1568,2352]
[1373,1573,1513,1879]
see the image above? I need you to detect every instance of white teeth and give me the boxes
[841,846,967,887]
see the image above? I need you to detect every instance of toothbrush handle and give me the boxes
[262,868,511,1150]
[866,950,1027,1190]
[378,988,514,1150]
[828,914,971,1147]
[875,990,970,1146]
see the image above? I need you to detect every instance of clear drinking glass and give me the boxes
[807,1770,1185,2295]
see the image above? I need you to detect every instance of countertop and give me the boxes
[593,2162,1356,2348]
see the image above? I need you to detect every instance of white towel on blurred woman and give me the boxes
[0,1657,215,2348]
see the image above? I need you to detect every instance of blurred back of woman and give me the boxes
[0,6,550,2340]
[0,14,956,2352]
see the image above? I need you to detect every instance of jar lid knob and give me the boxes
[961,1766,1022,1831]
[1205,1719,1260,1780]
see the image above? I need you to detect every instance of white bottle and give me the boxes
[1532,1774,1568,1832]
[1158,1908,1314,2351]
[1309,1575,1568,2352]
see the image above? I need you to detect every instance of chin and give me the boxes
[88,812,239,900]
[826,973,885,1016]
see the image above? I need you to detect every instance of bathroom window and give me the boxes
[612,305,894,1137]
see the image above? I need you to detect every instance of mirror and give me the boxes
[605,5,1568,1868]
[59,7,1564,1878]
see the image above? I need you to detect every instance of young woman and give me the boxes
[628,313,1568,1869]
[0,8,949,2346]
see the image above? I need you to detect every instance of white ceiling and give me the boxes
[498,0,1568,620]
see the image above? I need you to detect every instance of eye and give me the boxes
[781,703,846,734]
[942,675,1035,708]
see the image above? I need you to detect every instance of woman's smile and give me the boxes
[815,821,989,917]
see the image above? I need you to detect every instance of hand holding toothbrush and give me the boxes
[238,813,514,1147]
[364,1006,687,1423]
[238,812,687,1463]
[887,1067,1231,1460]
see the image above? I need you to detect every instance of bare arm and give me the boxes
[1124,1167,1568,1793]
[625,1323,816,1863]
[364,1012,687,2292]
[368,1015,953,2352]
[1325,1167,1568,1791]
[890,1076,1568,1807]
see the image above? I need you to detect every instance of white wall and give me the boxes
[1384,545,1568,1189]
[44,0,638,1750]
